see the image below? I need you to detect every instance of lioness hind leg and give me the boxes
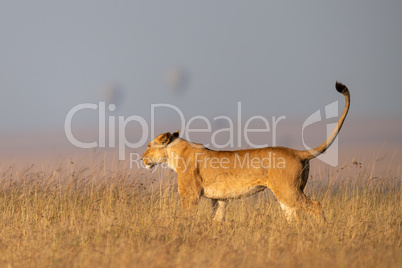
[277,190,325,223]
[302,197,326,223]
[292,193,325,223]
[211,199,227,222]
[279,201,299,223]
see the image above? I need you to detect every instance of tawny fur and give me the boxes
[142,82,350,222]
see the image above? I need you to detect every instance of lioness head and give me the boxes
[141,131,180,169]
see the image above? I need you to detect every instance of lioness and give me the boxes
[141,82,350,222]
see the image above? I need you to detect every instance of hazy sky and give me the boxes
[1,1,401,132]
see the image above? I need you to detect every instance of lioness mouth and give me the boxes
[145,163,155,169]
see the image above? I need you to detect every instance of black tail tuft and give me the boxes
[335,81,348,94]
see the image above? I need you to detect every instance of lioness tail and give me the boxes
[299,82,350,160]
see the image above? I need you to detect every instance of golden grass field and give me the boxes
[0,156,400,268]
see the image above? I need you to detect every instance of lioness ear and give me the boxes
[172,130,180,138]
[161,132,172,145]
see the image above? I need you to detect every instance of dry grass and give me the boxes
[0,159,400,268]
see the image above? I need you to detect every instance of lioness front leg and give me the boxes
[177,174,202,217]
[211,199,228,222]
[180,197,199,215]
